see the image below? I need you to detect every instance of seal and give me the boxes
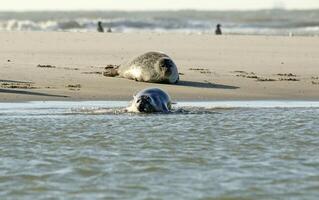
[103,51,179,84]
[215,24,222,35]
[126,88,172,113]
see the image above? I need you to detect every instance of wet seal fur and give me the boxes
[104,52,179,84]
[126,88,172,113]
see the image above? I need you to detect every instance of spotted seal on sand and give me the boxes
[126,88,172,113]
[104,51,179,84]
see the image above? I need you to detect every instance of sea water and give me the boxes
[0,101,319,199]
[1,10,319,36]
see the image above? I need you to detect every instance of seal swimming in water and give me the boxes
[103,51,179,84]
[126,88,172,113]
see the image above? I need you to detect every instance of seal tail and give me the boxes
[103,64,120,77]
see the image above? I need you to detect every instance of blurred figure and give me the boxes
[215,24,222,35]
[97,21,104,32]
[107,27,112,33]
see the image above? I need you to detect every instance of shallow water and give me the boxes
[1,101,319,200]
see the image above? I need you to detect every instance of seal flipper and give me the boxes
[174,76,179,84]
[103,65,120,77]
[161,102,170,113]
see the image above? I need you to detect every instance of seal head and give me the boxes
[127,88,172,113]
[156,57,179,83]
[135,95,157,113]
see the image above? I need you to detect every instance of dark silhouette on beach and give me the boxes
[107,27,112,33]
[97,21,104,32]
[215,24,222,35]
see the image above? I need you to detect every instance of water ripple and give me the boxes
[0,102,318,199]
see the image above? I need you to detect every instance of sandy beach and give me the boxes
[0,31,318,102]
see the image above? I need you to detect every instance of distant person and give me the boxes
[107,27,112,33]
[215,24,222,35]
[97,21,104,32]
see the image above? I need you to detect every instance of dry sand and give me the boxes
[0,31,319,102]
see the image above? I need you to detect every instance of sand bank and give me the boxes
[0,32,319,102]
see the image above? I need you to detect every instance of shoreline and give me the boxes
[1,32,319,102]
[1,100,319,110]
[2,97,319,103]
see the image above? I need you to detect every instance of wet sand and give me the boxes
[0,32,319,102]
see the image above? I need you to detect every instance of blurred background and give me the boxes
[0,0,319,36]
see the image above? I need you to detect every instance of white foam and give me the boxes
[1,101,319,111]
[1,16,318,36]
